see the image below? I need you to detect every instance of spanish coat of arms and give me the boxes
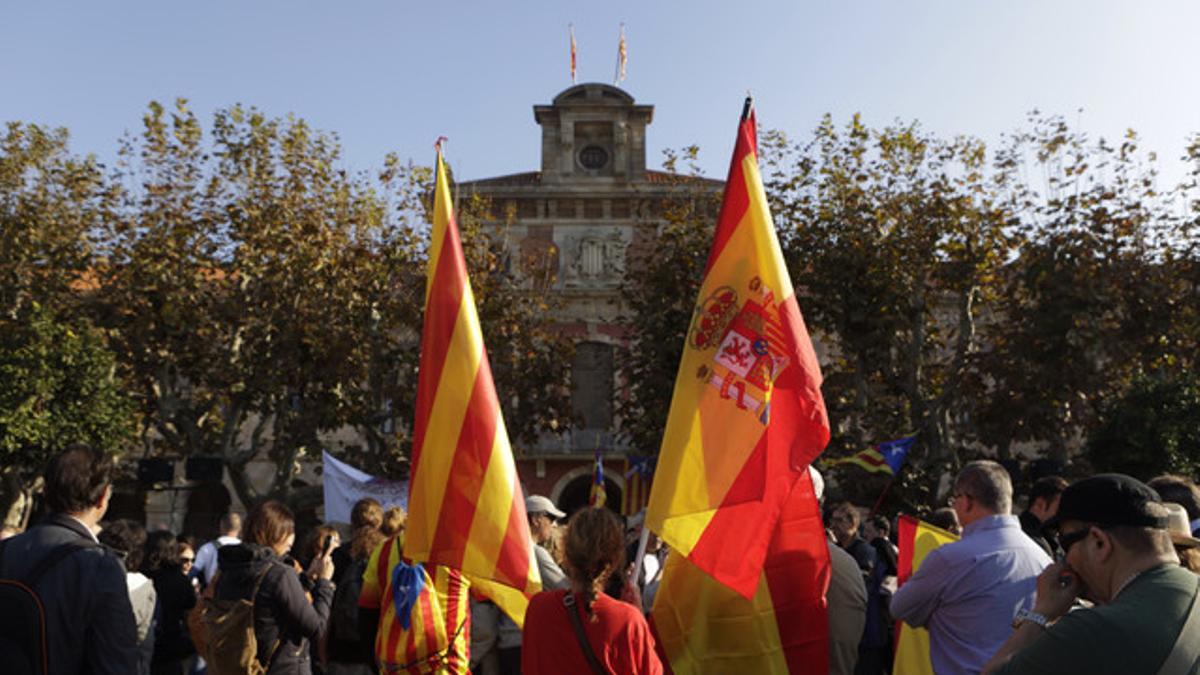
[688,278,791,425]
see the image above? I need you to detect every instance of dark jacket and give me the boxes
[842,536,878,578]
[215,543,334,675]
[1018,510,1057,558]
[147,566,196,669]
[0,513,138,675]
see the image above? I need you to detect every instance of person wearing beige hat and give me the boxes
[1165,502,1200,574]
[484,495,571,674]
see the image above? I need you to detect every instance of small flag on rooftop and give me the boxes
[569,24,578,84]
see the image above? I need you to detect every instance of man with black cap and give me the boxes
[984,474,1200,675]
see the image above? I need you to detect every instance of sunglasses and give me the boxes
[180,557,195,563]
[1055,527,1091,556]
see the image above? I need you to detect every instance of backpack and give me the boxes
[329,557,367,644]
[0,537,101,675]
[200,562,278,675]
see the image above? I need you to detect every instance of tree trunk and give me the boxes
[1,469,38,531]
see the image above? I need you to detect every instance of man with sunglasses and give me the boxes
[892,460,1052,674]
[984,474,1200,674]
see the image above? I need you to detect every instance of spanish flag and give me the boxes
[893,515,959,675]
[651,469,831,674]
[403,145,540,627]
[645,99,830,599]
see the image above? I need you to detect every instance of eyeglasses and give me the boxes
[180,557,195,564]
[947,492,972,507]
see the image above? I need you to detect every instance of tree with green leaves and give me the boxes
[0,306,134,528]
[973,113,1197,464]
[1086,371,1200,479]
[92,100,571,512]
[0,122,133,528]
[93,100,427,509]
[763,115,1013,495]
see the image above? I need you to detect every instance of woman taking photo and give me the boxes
[213,500,335,674]
[521,507,663,674]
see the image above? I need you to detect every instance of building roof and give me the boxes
[457,169,723,190]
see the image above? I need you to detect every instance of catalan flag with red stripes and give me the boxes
[359,535,470,673]
[646,99,830,599]
[403,145,540,627]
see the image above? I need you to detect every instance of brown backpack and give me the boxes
[200,564,279,675]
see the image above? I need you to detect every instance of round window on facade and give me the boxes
[579,145,609,170]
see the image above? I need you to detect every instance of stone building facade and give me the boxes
[457,83,722,513]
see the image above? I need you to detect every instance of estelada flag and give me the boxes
[650,469,831,674]
[893,515,959,675]
[589,449,607,508]
[403,144,541,627]
[645,98,830,599]
[829,436,916,476]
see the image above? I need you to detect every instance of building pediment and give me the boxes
[550,83,638,107]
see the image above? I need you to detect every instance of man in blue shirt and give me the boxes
[892,460,1052,674]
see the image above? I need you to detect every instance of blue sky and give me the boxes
[4,1,1198,186]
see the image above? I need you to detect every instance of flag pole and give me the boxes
[630,524,650,587]
[869,475,895,517]
[612,27,619,85]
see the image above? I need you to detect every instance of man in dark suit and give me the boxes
[0,444,138,674]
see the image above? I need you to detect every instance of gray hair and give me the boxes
[955,460,1013,515]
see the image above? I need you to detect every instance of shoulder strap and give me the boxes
[562,592,608,675]
[249,561,274,600]
[1156,575,1200,675]
[251,561,283,671]
[25,539,100,589]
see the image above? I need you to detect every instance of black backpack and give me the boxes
[0,537,100,675]
[330,557,368,644]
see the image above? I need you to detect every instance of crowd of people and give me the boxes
[1,445,1198,674]
[822,460,1200,675]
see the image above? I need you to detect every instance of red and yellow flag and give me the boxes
[569,24,578,84]
[404,146,540,627]
[651,469,831,674]
[645,99,830,599]
[893,515,959,675]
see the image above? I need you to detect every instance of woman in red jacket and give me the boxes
[522,507,663,675]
